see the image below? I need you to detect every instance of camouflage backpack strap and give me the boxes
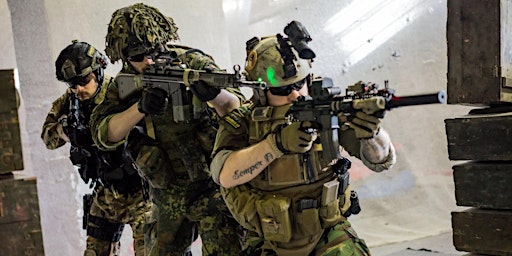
[145,115,156,139]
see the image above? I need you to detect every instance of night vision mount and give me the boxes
[279,20,316,79]
[284,20,316,60]
[244,20,316,79]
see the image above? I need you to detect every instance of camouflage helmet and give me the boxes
[244,36,312,87]
[55,40,108,84]
[105,3,180,63]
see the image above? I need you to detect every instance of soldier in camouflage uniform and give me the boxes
[89,3,243,256]
[210,24,397,256]
[41,40,152,256]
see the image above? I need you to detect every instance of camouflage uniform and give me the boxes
[209,35,397,256]
[90,4,244,255]
[42,76,152,256]
[210,99,396,256]
[90,52,244,256]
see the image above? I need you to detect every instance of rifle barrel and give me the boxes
[386,90,446,109]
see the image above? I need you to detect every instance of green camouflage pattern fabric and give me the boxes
[313,221,370,256]
[87,185,153,256]
[41,76,112,150]
[145,181,243,255]
[41,76,152,255]
[106,3,179,63]
[90,45,244,255]
[242,221,370,256]
[41,87,72,149]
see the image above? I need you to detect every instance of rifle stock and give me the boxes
[289,77,446,166]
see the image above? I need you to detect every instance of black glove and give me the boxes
[273,121,318,154]
[190,81,221,102]
[137,88,169,115]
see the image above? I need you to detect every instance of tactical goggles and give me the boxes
[127,52,153,62]
[66,73,93,89]
[268,79,306,96]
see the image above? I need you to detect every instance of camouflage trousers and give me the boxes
[85,185,152,256]
[145,179,243,256]
[243,220,371,256]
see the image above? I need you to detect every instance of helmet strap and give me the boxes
[90,70,103,99]
[256,88,267,106]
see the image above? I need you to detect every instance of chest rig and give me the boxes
[247,104,332,192]
[221,103,349,252]
[66,84,143,193]
[141,46,216,183]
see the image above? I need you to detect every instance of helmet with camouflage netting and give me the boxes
[244,21,315,88]
[105,3,180,63]
[55,40,108,86]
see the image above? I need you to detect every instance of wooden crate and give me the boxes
[445,113,512,161]
[0,69,23,173]
[452,208,512,255]
[447,0,512,105]
[0,174,44,255]
[453,162,512,209]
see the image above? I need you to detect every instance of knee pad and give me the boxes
[83,248,97,256]
[87,215,124,242]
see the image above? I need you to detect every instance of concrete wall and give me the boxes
[2,0,471,255]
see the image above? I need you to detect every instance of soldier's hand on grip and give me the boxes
[347,111,381,139]
[58,115,68,128]
[137,87,169,115]
[190,80,221,102]
[273,121,318,154]
[57,115,70,142]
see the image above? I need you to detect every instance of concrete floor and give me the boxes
[189,231,470,256]
[370,231,467,256]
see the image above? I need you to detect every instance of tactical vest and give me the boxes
[222,100,353,255]
[66,78,143,194]
[248,104,332,190]
[137,46,218,188]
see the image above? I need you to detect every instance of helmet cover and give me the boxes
[105,3,180,63]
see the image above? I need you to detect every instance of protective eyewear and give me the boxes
[66,73,93,89]
[128,53,149,62]
[127,49,155,62]
[268,79,306,96]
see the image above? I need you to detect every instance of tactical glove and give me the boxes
[57,115,70,142]
[137,87,169,115]
[58,115,68,128]
[347,111,381,139]
[190,81,221,102]
[272,121,318,154]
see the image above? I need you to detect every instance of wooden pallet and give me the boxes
[0,174,45,255]
[0,69,23,173]
[447,1,512,255]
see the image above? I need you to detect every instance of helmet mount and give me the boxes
[244,21,315,88]
[55,40,108,87]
